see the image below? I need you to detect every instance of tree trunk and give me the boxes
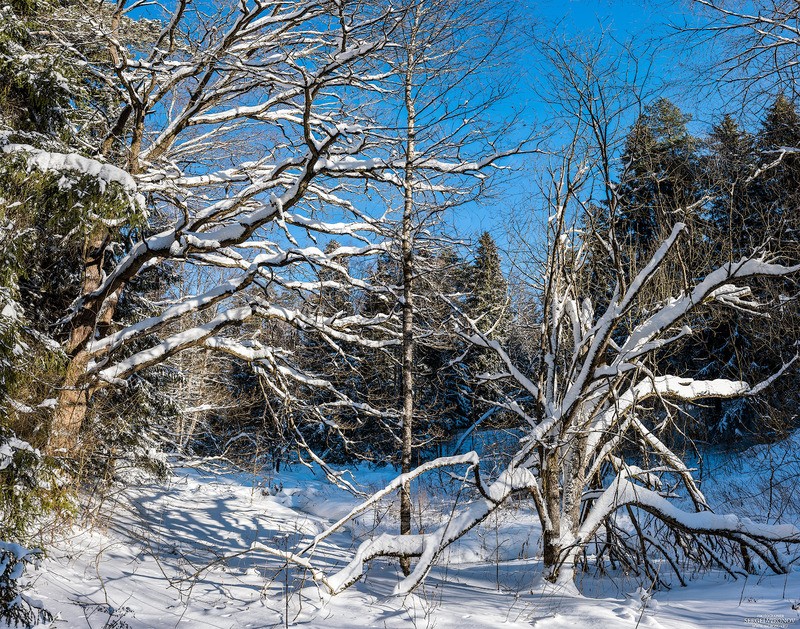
[48,352,91,454]
[48,234,114,455]
[50,40,127,455]
[399,20,418,578]
[541,448,563,581]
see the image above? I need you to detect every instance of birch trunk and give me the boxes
[399,15,418,577]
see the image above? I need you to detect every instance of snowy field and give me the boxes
[12,443,800,629]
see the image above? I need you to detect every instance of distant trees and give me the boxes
[465,232,509,353]
[615,98,702,270]
[580,91,800,442]
[290,230,513,465]
[457,232,510,432]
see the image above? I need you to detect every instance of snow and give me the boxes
[11,457,800,629]
[0,139,138,197]
[94,306,255,383]
[0,436,36,471]
[1,302,19,321]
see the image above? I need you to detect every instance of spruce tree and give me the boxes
[462,232,512,429]
[706,114,759,256]
[467,232,509,336]
[755,94,800,250]
[663,102,800,441]
[691,115,759,439]
[722,95,800,440]
[0,0,172,481]
[615,99,703,277]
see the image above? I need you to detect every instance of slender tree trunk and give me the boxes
[399,22,418,578]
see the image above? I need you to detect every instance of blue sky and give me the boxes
[450,0,734,250]
[125,0,755,263]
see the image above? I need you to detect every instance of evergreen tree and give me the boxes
[705,114,759,257]
[615,99,703,278]
[754,94,800,250]
[461,232,513,430]
[466,232,509,335]
[0,0,150,424]
[632,101,800,442]
[720,96,800,440]
[690,115,760,439]
[0,0,171,493]
[413,246,472,457]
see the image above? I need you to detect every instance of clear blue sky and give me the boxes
[451,0,732,253]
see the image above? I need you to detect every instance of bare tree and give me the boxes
[292,35,800,598]
[0,0,528,468]
[689,0,800,103]
[1,0,414,453]
[371,0,523,575]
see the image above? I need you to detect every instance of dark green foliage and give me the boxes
[589,99,706,347]
[0,428,71,543]
[705,114,759,256]
[693,115,761,439]
[460,232,514,429]
[0,153,139,330]
[0,3,71,134]
[0,0,141,414]
[577,96,800,444]
[586,96,800,444]
[466,232,508,335]
[616,98,701,261]
[753,94,800,251]
[688,99,800,441]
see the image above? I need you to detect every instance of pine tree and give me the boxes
[691,115,759,439]
[615,99,703,277]
[592,100,717,442]
[720,95,800,440]
[466,232,509,335]
[668,102,800,441]
[0,0,126,442]
[705,114,759,257]
[754,94,800,250]
[0,0,166,480]
[462,232,512,429]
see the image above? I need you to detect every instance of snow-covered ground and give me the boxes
[13,455,800,629]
